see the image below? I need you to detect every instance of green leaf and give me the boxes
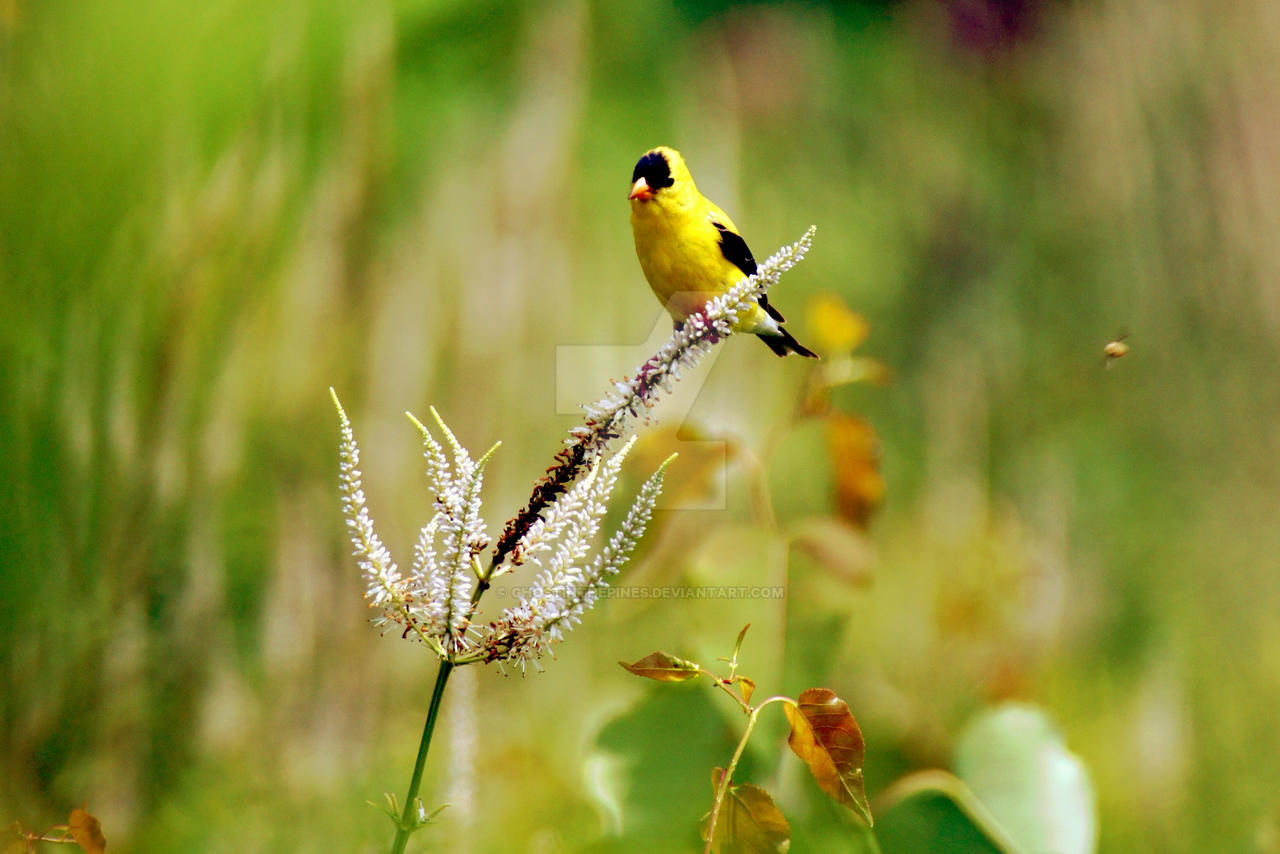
[784,688,872,826]
[619,652,702,682]
[594,686,738,850]
[731,624,751,661]
[955,704,1097,854]
[411,802,449,828]
[876,772,1014,854]
[371,792,401,826]
[703,769,791,853]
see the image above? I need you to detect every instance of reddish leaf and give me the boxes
[68,809,106,854]
[619,652,701,682]
[784,688,872,826]
[703,769,791,853]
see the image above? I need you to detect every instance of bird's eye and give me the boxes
[632,152,675,190]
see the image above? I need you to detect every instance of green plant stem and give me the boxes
[701,669,752,714]
[703,697,792,854]
[389,660,454,854]
[704,704,762,854]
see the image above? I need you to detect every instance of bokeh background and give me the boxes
[4,0,1280,851]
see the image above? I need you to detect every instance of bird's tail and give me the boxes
[759,327,819,358]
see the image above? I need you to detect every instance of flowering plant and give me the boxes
[332,227,815,853]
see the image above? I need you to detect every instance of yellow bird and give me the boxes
[628,146,817,358]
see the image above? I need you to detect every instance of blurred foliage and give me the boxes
[4,0,1280,851]
[877,704,1098,854]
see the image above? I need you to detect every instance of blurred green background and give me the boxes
[4,0,1280,851]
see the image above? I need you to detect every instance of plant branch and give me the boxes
[701,668,752,715]
[702,696,794,853]
[704,704,761,854]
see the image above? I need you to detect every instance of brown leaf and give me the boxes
[784,688,872,826]
[68,808,106,854]
[618,652,701,682]
[826,413,884,528]
[703,769,791,853]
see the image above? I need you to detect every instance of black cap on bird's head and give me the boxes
[629,148,677,201]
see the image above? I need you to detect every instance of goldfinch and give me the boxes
[628,146,817,358]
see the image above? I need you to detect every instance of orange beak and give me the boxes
[628,177,654,201]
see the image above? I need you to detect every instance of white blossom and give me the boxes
[406,410,498,652]
[480,452,673,672]
[332,389,406,626]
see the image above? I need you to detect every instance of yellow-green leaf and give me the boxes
[784,688,872,826]
[737,676,756,705]
[703,769,791,853]
[619,652,701,682]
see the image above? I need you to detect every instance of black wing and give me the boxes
[712,219,785,321]
[712,219,757,277]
